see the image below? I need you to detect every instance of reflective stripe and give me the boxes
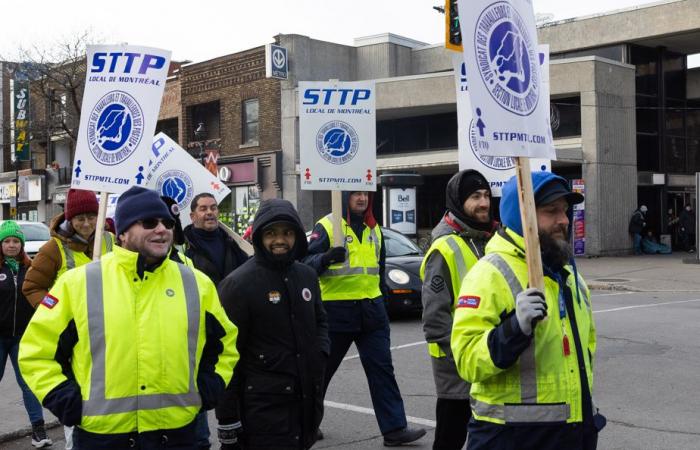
[326,267,365,276]
[445,237,468,282]
[483,254,536,403]
[369,227,380,262]
[82,262,201,416]
[471,398,570,423]
[61,241,76,270]
[104,233,113,252]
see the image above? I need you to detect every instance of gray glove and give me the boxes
[515,288,547,336]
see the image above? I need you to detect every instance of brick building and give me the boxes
[177,46,282,232]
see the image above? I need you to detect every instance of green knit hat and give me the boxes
[0,221,25,245]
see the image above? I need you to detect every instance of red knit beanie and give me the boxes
[65,189,99,220]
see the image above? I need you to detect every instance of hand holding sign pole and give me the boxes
[459,0,553,290]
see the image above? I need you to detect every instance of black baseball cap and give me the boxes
[535,180,584,207]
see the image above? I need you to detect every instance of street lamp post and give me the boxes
[13,158,19,220]
[194,122,207,166]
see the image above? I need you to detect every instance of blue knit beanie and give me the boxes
[115,186,172,235]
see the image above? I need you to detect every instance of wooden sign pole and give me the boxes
[92,191,109,261]
[331,190,343,247]
[514,157,544,290]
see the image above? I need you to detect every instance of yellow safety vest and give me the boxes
[420,233,480,358]
[19,245,239,434]
[451,229,596,425]
[54,233,114,278]
[318,214,382,301]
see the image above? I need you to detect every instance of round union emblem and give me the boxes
[302,288,312,302]
[469,119,515,171]
[474,2,539,116]
[87,91,144,165]
[315,120,359,165]
[156,170,194,208]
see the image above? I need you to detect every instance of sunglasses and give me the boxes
[137,218,176,230]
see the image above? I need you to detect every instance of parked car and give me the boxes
[0,220,51,257]
[305,226,425,316]
[382,227,424,316]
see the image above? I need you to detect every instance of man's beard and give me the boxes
[539,228,572,271]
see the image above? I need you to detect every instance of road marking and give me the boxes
[343,340,426,361]
[324,400,436,428]
[592,291,636,297]
[594,298,700,314]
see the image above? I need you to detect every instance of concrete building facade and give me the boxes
[278,0,700,255]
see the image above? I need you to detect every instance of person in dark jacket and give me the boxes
[304,191,426,447]
[628,205,647,255]
[0,221,52,447]
[184,192,249,448]
[184,193,249,285]
[421,170,496,450]
[679,204,696,253]
[215,198,329,450]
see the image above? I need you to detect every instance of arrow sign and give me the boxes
[272,48,286,68]
[266,44,288,79]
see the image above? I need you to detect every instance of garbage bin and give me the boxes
[660,234,672,248]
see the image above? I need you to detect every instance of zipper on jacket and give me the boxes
[468,238,482,259]
[12,273,18,337]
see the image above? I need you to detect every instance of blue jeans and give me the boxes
[0,336,44,425]
[633,233,642,254]
[194,410,210,449]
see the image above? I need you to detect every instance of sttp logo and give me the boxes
[469,119,515,171]
[156,170,194,208]
[474,1,539,116]
[303,89,371,106]
[315,120,359,165]
[87,90,144,166]
[90,52,166,74]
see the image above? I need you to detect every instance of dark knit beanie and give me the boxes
[65,189,99,220]
[115,186,171,235]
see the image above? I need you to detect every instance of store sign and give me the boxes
[459,0,552,158]
[18,176,43,202]
[454,51,550,196]
[0,183,17,203]
[266,44,288,80]
[71,45,171,194]
[389,188,417,235]
[299,81,376,191]
[14,81,30,161]
[572,179,585,256]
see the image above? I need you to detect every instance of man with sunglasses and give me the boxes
[20,186,240,449]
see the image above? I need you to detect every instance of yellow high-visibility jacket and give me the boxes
[19,245,239,434]
[451,229,596,425]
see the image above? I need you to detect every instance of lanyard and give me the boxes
[556,277,571,357]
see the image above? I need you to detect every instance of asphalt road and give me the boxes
[3,290,700,449]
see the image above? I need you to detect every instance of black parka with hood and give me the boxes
[215,199,330,450]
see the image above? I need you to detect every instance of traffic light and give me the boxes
[445,0,462,52]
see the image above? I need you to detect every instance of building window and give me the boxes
[242,99,259,146]
[156,118,179,143]
[550,96,581,138]
[188,101,220,142]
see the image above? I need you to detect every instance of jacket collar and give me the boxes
[112,245,169,276]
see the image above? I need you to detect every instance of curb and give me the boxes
[587,282,639,292]
[0,420,61,445]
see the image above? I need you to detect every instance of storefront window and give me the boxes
[218,185,260,235]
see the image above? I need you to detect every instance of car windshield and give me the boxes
[383,228,423,257]
[20,224,50,241]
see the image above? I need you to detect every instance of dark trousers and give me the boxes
[433,398,470,450]
[466,418,598,450]
[73,420,196,449]
[324,325,407,435]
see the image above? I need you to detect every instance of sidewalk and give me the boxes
[576,251,700,292]
[1,253,698,443]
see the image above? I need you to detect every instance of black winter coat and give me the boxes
[215,199,330,450]
[183,224,249,285]
[0,255,34,338]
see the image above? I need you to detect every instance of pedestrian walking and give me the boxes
[0,221,52,448]
[451,172,605,450]
[215,199,329,450]
[679,204,696,253]
[420,170,495,450]
[19,186,239,450]
[183,192,249,448]
[304,191,426,447]
[22,188,115,449]
[628,205,647,255]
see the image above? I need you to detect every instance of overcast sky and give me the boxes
[1,0,694,64]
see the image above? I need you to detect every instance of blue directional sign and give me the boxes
[266,44,288,80]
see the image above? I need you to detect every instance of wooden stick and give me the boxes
[331,190,343,247]
[92,191,109,261]
[515,157,544,290]
[219,221,254,256]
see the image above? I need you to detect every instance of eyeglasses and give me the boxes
[137,218,176,230]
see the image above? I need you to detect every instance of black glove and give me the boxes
[218,421,243,450]
[321,246,347,266]
[42,379,82,426]
[197,371,225,411]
